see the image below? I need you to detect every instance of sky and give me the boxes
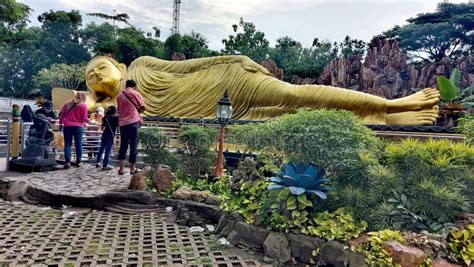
[20,0,469,50]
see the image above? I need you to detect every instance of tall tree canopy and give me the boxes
[380,2,474,62]
[221,18,270,63]
[0,0,31,30]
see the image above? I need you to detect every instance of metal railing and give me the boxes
[53,123,120,164]
[0,119,12,171]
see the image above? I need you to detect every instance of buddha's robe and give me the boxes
[127,55,387,124]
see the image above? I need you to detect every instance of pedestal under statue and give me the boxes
[10,114,57,172]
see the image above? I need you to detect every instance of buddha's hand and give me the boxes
[241,57,271,75]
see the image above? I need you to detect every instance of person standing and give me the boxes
[20,105,34,123]
[117,80,145,175]
[59,92,89,169]
[95,106,119,171]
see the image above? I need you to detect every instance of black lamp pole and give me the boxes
[214,90,233,177]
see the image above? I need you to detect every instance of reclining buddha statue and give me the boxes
[52,55,440,125]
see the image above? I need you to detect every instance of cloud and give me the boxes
[21,0,469,50]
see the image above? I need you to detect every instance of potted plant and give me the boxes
[437,68,473,127]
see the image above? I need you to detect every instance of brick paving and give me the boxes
[0,200,264,266]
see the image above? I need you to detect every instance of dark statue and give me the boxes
[10,114,57,172]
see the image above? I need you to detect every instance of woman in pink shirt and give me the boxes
[117,80,145,175]
[59,92,90,169]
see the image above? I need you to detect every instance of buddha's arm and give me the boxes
[133,55,271,76]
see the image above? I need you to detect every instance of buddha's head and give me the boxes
[86,56,126,98]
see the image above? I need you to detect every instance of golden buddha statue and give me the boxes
[52,55,440,125]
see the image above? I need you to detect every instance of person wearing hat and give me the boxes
[91,106,105,124]
[35,100,57,122]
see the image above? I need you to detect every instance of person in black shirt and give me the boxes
[95,106,119,170]
[20,105,34,123]
[35,101,57,121]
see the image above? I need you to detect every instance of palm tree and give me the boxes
[87,10,131,38]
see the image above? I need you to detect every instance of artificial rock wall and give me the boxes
[318,39,474,99]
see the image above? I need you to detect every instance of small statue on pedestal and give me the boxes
[10,114,57,172]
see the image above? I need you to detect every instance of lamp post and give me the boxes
[214,90,233,177]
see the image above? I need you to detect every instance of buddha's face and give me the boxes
[86,58,124,96]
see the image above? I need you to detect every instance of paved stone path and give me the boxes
[0,200,265,266]
[1,164,129,198]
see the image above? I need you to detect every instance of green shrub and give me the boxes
[220,179,270,224]
[385,139,472,222]
[260,188,366,241]
[231,109,382,175]
[332,138,473,233]
[363,139,473,232]
[457,114,474,144]
[178,125,218,178]
[262,188,314,233]
[304,208,368,241]
[138,128,178,170]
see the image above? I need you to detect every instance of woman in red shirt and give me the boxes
[117,80,145,175]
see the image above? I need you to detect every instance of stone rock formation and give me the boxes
[319,38,474,99]
[261,59,284,80]
[291,75,316,85]
[171,52,186,61]
[152,164,176,193]
[319,55,363,90]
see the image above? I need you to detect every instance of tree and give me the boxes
[115,26,164,65]
[80,22,116,55]
[37,10,90,64]
[0,0,31,30]
[87,11,131,39]
[32,63,86,98]
[164,33,183,59]
[379,2,473,62]
[0,27,47,97]
[81,23,165,64]
[181,31,218,59]
[0,10,90,98]
[221,18,270,63]
[337,35,366,57]
[270,36,340,81]
[87,11,130,25]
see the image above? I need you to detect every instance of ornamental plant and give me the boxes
[178,125,218,178]
[303,208,368,241]
[230,109,382,176]
[354,229,406,266]
[268,162,330,200]
[438,68,474,108]
[457,114,474,144]
[138,128,178,170]
[448,224,474,265]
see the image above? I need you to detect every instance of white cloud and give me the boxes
[22,0,470,50]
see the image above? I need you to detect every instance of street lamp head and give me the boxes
[216,90,233,125]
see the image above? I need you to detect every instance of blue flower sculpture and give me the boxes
[268,162,330,199]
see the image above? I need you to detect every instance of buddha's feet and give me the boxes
[386,106,439,125]
[387,88,440,114]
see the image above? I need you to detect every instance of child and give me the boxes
[95,106,119,170]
